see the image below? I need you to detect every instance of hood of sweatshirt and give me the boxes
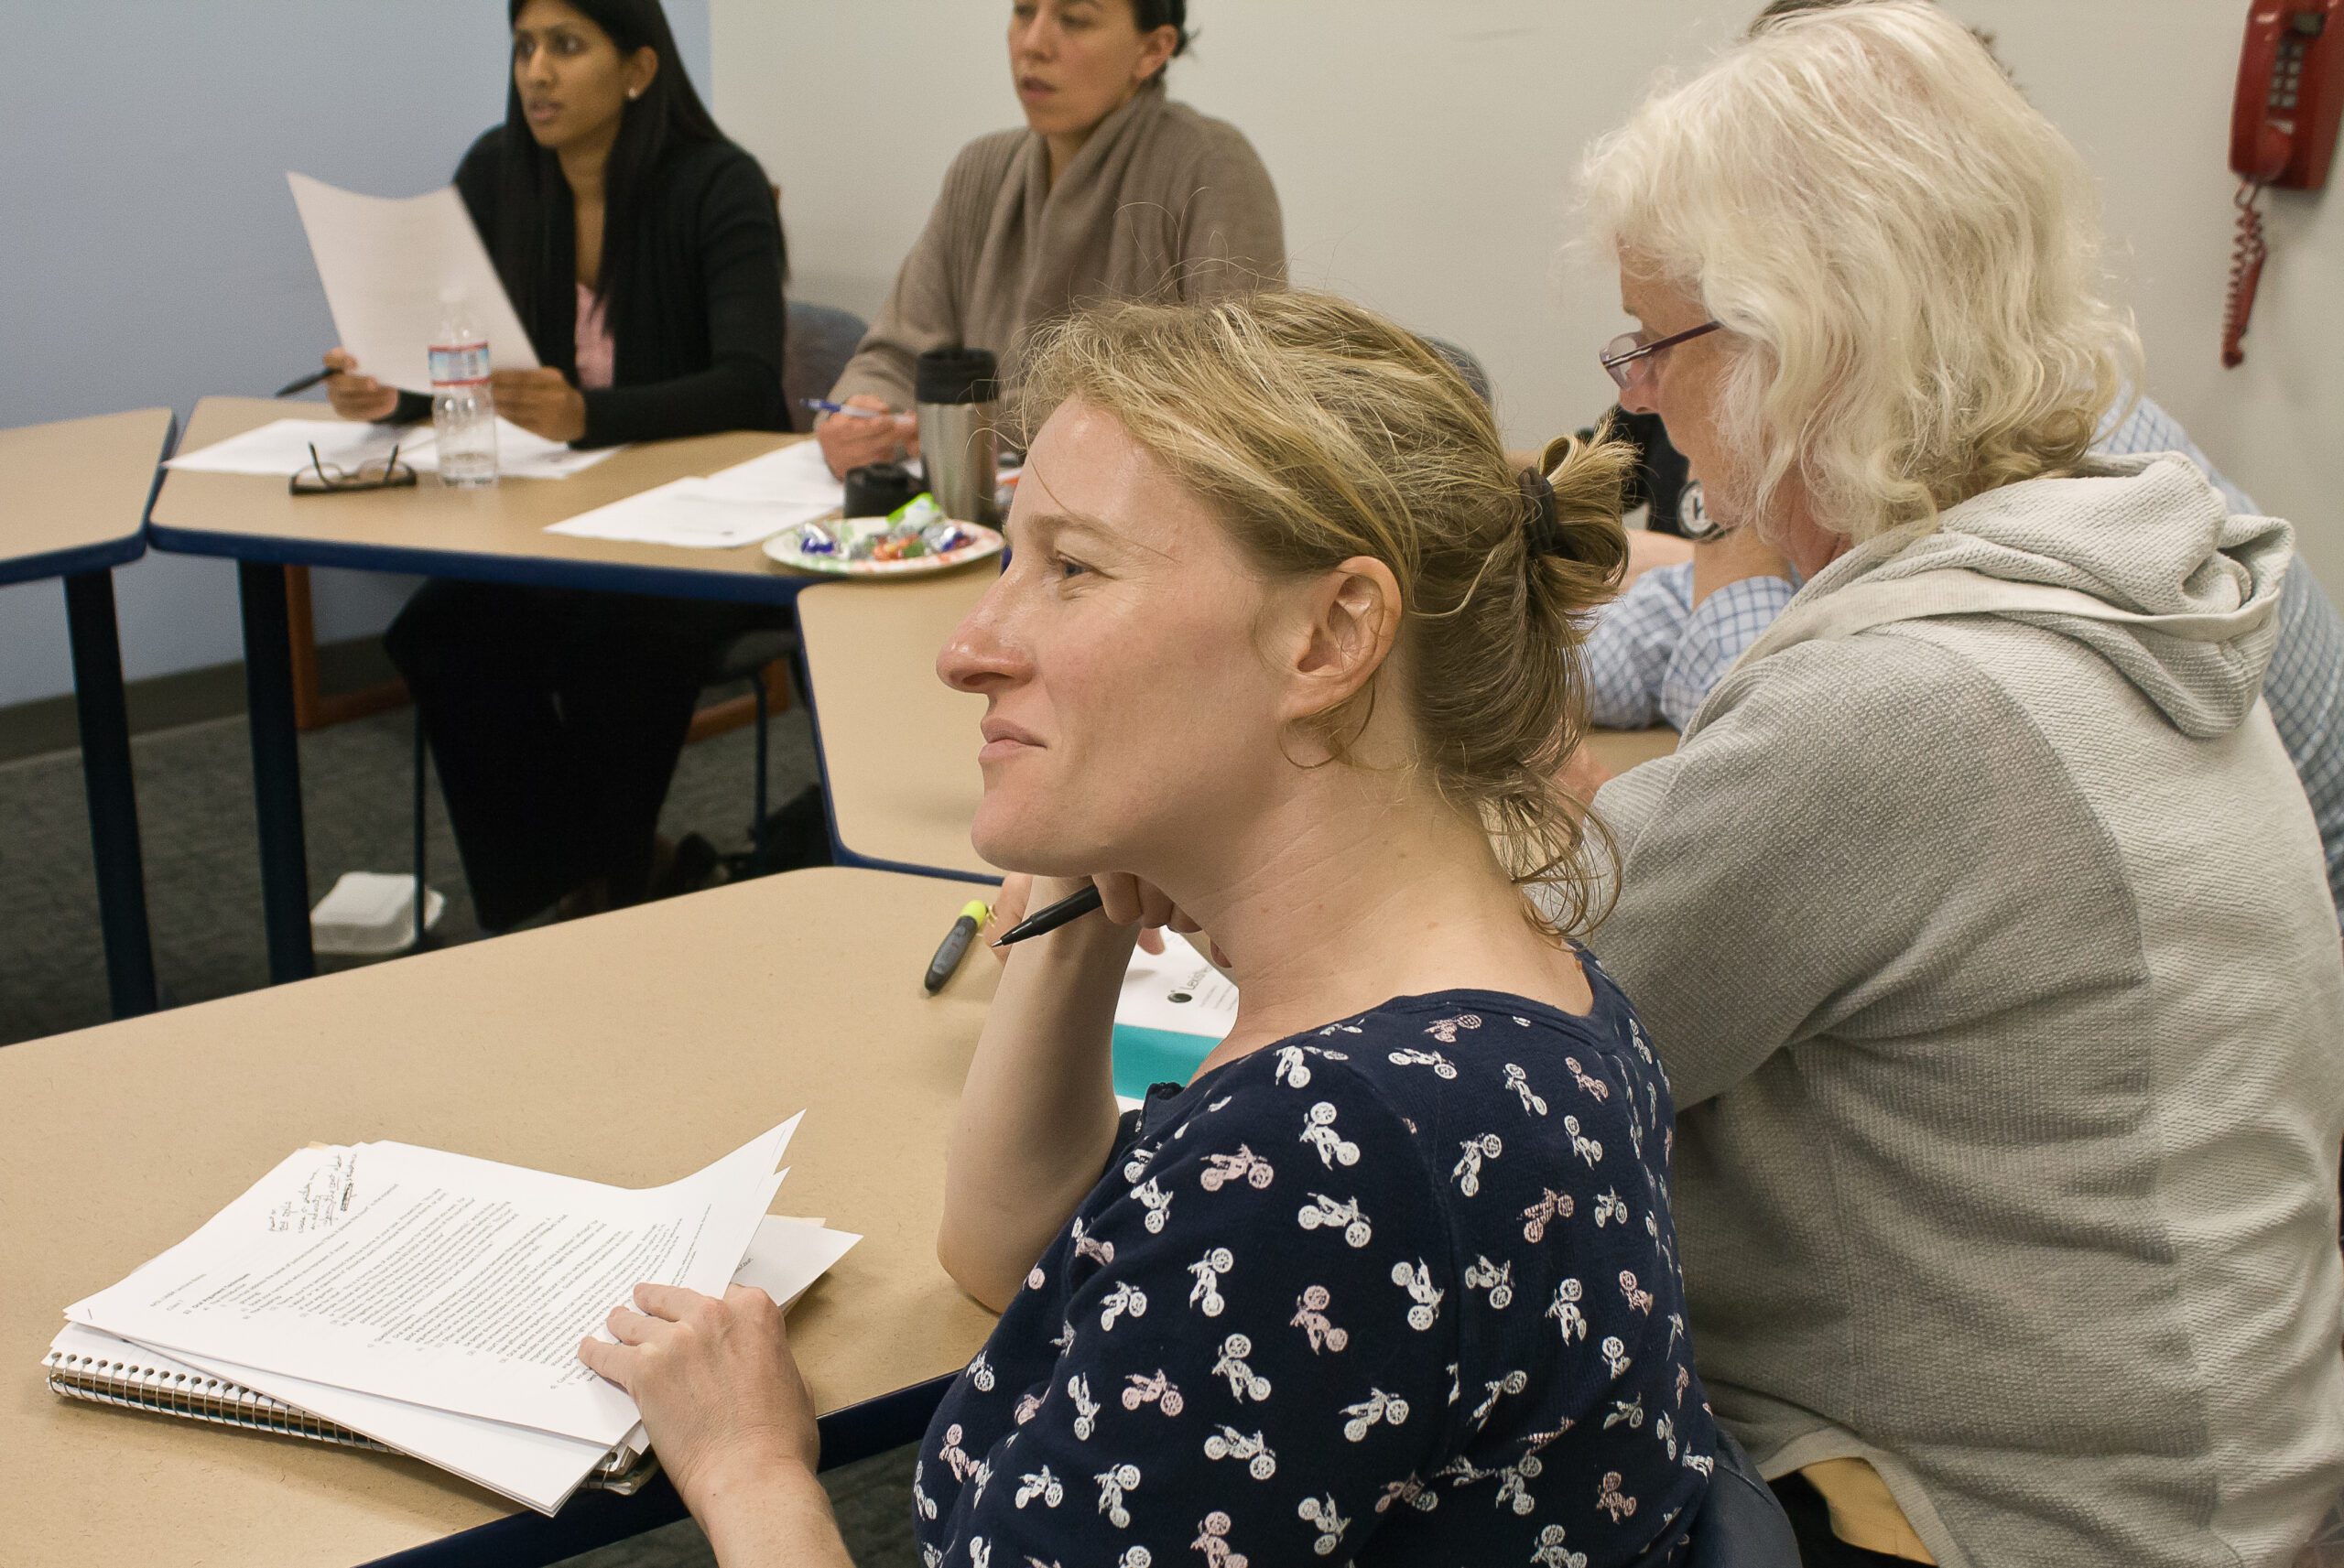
[1734,452,2293,740]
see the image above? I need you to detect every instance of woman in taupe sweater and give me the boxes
[815,0,1285,477]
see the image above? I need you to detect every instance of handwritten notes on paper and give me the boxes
[266,1147,357,1233]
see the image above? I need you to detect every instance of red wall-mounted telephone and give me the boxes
[2223,0,2344,366]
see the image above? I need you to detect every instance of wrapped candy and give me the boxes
[830,492,976,563]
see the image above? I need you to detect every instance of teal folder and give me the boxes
[1110,1023,1221,1100]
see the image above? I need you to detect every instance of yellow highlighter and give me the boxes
[925,900,992,993]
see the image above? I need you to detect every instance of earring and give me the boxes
[626,87,641,100]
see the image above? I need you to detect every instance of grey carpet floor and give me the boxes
[0,702,819,1043]
[1,700,922,1563]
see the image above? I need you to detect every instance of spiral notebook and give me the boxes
[47,1126,861,1515]
[42,1323,656,1489]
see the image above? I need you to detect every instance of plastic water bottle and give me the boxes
[428,297,498,489]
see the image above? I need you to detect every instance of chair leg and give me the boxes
[750,668,770,870]
[412,712,429,951]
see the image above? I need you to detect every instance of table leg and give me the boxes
[237,559,314,983]
[61,569,157,1018]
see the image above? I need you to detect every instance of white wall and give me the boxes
[0,0,711,710]
[716,0,2341,593]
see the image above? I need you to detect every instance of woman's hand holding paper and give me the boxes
[322,348,400,423]
[581,1282,817,1493]
[580,1281,851,1565]
[492,366,588,443]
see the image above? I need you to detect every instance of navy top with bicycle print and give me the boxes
[914,960,1714,1568]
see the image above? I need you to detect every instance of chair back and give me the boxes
[1421,334,1494,406]
[1674,1430,1801,1568]
[785,300,871,432]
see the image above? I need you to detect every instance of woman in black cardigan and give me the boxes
[324,0,787,930]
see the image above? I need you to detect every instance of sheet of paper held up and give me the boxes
[288,172,539,395]
[1117,930,1239,1042]
[73,1117,799,1451]
[165,417,619,482]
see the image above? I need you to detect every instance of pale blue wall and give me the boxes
[0,0,712,708]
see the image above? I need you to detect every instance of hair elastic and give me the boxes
[1519,469,1566,557]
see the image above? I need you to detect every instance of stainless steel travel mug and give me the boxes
[915,346,1001,524]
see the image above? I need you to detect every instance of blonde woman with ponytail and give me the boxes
[572,291,1796,1565]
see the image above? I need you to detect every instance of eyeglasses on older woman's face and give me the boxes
[1599,320,1723,390]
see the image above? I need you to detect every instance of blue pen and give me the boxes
[800,397,891,420]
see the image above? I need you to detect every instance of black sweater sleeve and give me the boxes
[576,148,787,448]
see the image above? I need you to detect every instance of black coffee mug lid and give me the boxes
[916,346,1000,406]
[843,460,921,518]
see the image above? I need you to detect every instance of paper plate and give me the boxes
[763,516,1004,577]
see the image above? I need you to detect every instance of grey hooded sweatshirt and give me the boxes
[1587,453,2344,1567]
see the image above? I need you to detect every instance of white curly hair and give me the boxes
[1581,0,2143,544]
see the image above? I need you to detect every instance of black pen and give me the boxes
[275,367,334,397]
[990,884,1105,947]
[925,899,992,993]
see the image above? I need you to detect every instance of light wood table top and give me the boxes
[798,570,1000,881]
[1589,722,1682,773]
[146,397,818,602]
[2,867,1000,1568]
[0,407,174,587]
[798,570,1680,881]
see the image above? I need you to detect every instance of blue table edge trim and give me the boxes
[146,522,818,608]
[0,533,147,589]
[355,1372,957,1568]
[830,847,1002,888]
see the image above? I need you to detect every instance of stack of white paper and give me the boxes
[56,1118,858,1514]
[167,418,619,482]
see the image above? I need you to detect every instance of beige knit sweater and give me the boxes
[829,88,1285,410]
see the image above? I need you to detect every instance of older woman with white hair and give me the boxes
[1571,4,2344,1566]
